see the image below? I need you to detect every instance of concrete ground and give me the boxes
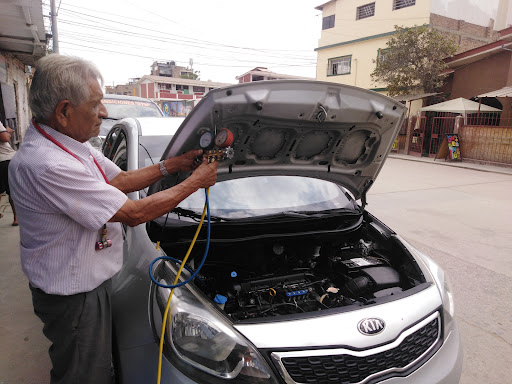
[1,156,511,384]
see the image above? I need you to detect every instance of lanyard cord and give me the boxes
[32,118,109,184]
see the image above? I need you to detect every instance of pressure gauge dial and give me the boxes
[214,128,234,148]
[199,131,215,150]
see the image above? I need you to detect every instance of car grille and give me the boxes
[271,312,441,384]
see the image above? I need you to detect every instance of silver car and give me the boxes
[104,81,462,384]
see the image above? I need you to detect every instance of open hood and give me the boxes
[156,80,406,201]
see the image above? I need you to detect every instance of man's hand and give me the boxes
[6,126,15,135]
[165,149,204,173]
[187,159,219,189]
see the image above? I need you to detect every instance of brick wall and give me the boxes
[430,13,499,53]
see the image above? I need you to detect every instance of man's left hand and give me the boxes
[172,149,204,172]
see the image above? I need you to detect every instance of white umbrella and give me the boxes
[418,97,501,114]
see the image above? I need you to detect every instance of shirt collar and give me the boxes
[31,121,93,163]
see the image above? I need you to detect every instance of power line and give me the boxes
[58,5,317,55]
[60,29,316,65]
[57,16,316,62]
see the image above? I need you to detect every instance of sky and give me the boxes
[431,0,500,27]
[46,0,324,86]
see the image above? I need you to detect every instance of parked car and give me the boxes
[105,81,462,384]
[89,94,164,149]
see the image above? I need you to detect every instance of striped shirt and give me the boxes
[8,122,128,295]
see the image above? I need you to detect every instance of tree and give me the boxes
[180,71,200,80]
[371,25,457,96]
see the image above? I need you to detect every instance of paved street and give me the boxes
[1,157,511,384]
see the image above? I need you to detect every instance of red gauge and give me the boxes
[214,128,234,148]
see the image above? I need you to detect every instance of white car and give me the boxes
[104,81,463,384]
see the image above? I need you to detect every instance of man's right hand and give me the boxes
[188,159,219,189]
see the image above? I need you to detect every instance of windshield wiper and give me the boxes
[171,207,227,222]
[280,208,361,218]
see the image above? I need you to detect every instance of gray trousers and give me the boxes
[30,279,113,384]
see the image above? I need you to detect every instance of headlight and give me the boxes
[410,248,455,332]
[152,264,278,383]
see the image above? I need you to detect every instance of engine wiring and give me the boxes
[149,188,211,384]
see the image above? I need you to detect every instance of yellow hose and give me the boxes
[156,189,209,384]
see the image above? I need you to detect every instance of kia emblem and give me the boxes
[358,318,386,335]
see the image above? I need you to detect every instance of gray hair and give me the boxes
[29,54,104,122]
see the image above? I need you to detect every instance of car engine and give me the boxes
[187,221,424,321]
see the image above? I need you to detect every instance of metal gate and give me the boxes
[409,116,426,156]
[428,116,456,157]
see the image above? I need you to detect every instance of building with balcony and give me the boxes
[134,75,232,116]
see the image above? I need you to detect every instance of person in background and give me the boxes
[0,120,18,226]
[8,54,218,384]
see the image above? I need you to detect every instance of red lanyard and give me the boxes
[33,119,109,184]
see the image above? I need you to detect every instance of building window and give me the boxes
[193,86,205,93]
[252,75,265,81]
[176,85,189,91]
[377,48,390,65]
[159,83,172,90]
[322,15,335,30]
[357,3,375,20]
[328,56,351,76]
[393,0,416,10]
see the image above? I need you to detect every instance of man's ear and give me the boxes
[54,100,71,127]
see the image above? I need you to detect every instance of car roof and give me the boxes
[116,116,186,137]
[103,94,156,103]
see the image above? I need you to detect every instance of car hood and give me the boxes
[157,80,406,201]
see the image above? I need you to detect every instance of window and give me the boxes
[328,56,351,76]
[322,15,335,30]
[357,3,375,20]
[377,48,390,65]
[393,0,415,10]
[193,86,205,93]
[159,83,172,90]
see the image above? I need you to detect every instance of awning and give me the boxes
[418,97,501,114]
[392,92,439,102]
[477,86,512,98]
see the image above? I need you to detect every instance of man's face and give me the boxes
[66,78,108,143]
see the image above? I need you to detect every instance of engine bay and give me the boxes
[166,217,426,322]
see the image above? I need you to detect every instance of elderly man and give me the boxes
[8,54,218,384]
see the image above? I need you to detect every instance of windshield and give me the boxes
[103,98,163,119]
[176,176,353,219]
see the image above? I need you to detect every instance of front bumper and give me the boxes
[380,325,463,384]
[116,324,462,384]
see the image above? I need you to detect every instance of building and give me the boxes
[150,61,195,79]
[0,0,48,147]
[134,75,232,116]
[236,67,314,83]
[314,0,510,92]
[443,26,512,100]
[105,78,139,96]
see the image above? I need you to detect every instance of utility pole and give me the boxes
[50,0,59,53]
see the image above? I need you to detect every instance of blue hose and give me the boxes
[149,189,210,289]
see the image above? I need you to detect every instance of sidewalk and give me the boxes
[0,193,51,384]
[389,153,512,176]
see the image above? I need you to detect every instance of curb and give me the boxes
[388,154,512,176]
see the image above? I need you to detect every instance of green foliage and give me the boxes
[180,71,200,80]
[371,25,457,96]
